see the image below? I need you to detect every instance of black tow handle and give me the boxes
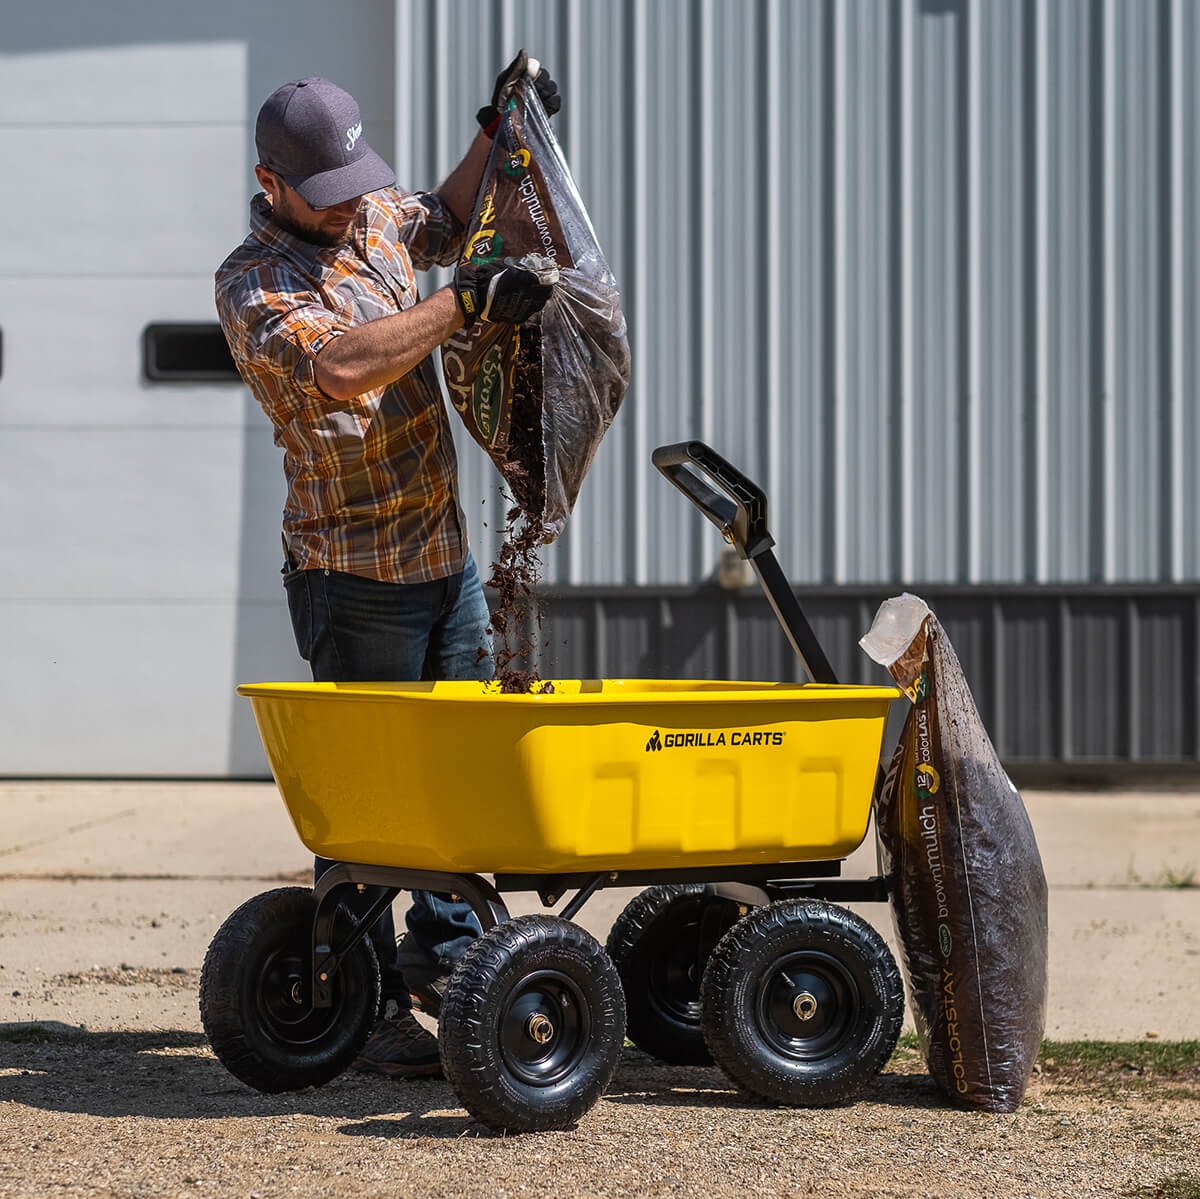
[652,441,838,684]
[650,441,774,560]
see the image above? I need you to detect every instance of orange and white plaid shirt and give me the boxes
[216,187,468,583]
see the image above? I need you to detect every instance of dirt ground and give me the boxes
[2,780,1199,1197]
[1,1028,1197,1198]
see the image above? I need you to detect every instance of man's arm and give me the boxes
[312,258,555,400]
[433,129,493,227]
[313,287,463,401]
[433,56,562,226]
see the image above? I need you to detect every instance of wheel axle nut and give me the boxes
[527,1013,555,1044]
[793,991,818,1021]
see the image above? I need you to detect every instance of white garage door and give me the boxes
[0,4,396,774]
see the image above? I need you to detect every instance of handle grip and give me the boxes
[651,441,774,560]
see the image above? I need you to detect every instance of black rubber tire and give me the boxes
[700,899,903,1106]
[200,887,380,1093]
[606,884,738,1065]
[438,915,626,1132]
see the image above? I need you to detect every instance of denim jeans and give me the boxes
[284,554,493,1004]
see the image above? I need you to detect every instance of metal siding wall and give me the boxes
[528,587,1199,765]
[1176,0,1200,581]
[395,0,1198,588]
[836,3,895,585]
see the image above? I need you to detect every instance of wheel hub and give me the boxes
[647,918,704,1024]
[527,1013,555,1044]
[499,969,590,1087]
[757,951,860,1061]
[254,946,347,1049]
[792,990,818,1021]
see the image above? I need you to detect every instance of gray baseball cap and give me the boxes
[255,77,395,208]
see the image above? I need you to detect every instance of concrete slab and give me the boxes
[1,781,1197,1041]
[0,781,305,878]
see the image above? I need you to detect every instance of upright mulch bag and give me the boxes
[441,78,631,539]
[860,594,1048,1113]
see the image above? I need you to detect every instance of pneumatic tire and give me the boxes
[701,899,903,1106]
[438,915,626,1132]
[606,884,739,1065]
[200,887,379,1093]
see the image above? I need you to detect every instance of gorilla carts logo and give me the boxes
[645,729,785,752]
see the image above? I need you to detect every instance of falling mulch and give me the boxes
[486,327,555,696]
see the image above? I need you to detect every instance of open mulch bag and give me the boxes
[441,78,630,540]
[861,594,1048,1113]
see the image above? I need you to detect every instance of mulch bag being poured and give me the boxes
[860,594,1048,1113]
[442,78,631,540]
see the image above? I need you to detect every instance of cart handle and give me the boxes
[652,439,838,684]
[651,441,774,560]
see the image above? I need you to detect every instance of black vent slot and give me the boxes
[143,323,239,382]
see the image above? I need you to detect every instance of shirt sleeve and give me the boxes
[386,188,466,271]
[216,264,344,406]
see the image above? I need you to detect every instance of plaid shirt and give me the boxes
[216,187,468,583]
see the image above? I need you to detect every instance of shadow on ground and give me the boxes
[0,1026,946,1133]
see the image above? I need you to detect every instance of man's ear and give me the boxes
[254,163,278,201]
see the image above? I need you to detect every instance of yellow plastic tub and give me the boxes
[238,679,900,874]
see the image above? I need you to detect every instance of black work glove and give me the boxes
[476,49,561,136]
[454,257,555,325]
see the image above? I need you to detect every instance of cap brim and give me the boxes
[287,144,395,208]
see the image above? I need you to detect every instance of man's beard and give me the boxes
[270,209,354,248]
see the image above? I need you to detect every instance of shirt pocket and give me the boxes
[365,234,417,311]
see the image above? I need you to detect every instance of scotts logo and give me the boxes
[907,670,930,704]
[472,344,505,445]
[465,193,502,263]
[939,923,953,958]
[502,148,531,178]
[644,729,786,753]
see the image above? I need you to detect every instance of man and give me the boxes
[215,56,561,1077]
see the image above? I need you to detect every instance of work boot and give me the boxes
[395,932,452,1019]
[352,1009,441,1078]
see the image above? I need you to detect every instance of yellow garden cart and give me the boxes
[200,442,905,1132]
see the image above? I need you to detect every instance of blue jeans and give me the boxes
[284,554,493,1005]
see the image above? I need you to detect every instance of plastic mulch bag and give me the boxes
[860,594,1048,1113]
[441,77,630,540]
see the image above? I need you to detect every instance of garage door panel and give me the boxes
[3,2,393,125]
[0,127,246,276]
[0,598,301,776]
[0,428,288,602]
[0,278,254,428]
[0,41,248,123]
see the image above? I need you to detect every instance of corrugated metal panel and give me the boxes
[523,585,1200,766]
[396,0,1199,587]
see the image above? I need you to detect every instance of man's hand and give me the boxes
[476,49,561,136]
[455,257,556,326]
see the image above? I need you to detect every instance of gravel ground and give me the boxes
[3,781,1198,1197]
[1,1020,1197,1199]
